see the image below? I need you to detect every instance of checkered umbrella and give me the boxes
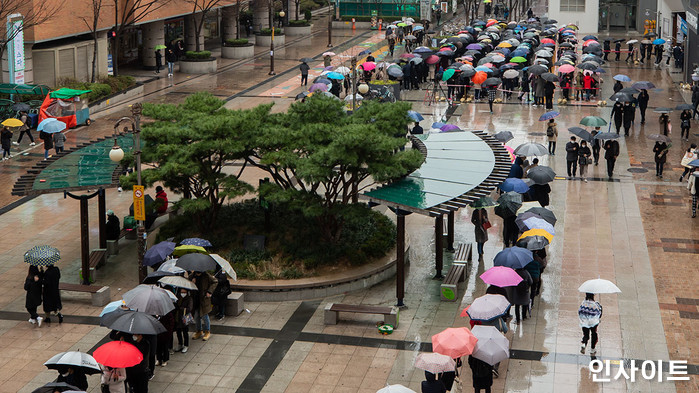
[180,237,213,248]
[24,245,61,266]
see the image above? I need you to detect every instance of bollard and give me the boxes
[352,18,355,30]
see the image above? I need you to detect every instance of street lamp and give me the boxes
[269,10,285,75]
[110,103,147,283]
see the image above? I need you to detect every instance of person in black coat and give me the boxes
[468,355,493,393]
[126,334,150,393]
[42,264,62,324]
[603,40,611,60]
[622,101,634,136]
[529,183,551,207]
[440,358,462,391]
[590,128,601,165]
[544,81,555,110]
[154,49,162,74]
[502,215,518,247]
[613,80,623,93]
[653,141,668,178]
[25,265,43,325]
[614,41,621,61]
[421,371,446,393]
[625,43,635,62]
[680,109,692,141]
[402,62,412,90]
[56,367,88,391]
[106,210,120,241]
[565,136,579,178]
[637,90,649,124]
[604,139,620,178]
[40,130,53,160]
[611,101,623,134]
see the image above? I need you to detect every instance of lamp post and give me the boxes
[269,10,285,75]
[327,18,333,47]
[110,103,147,283]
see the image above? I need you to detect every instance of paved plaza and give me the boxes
[0,8,697,393]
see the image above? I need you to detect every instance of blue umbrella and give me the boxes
[180,237,213,247]
[143,241,176,266]
[326,72,345,80]
[687,159,699,167]
[499,178,530,193]
[613,74,631,82]
[412,26,424,31]
[538,111,560,121]
[100,300,127,317]
[358,49,371,56]
[407,110,424,122]
[652,38,666,45]
[594,68,606,73]
[24,245,61,266]
[493,247,533,269]
[432,122,446,129]
[413,46,432,53]
[37,118,67,133]
[475,66,493,73]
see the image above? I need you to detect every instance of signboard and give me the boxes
[133,185,146,221]
[686,12,698,32]
[440,1,448,13]
[6,17,24,84]
[420,0,431,21]
[679,17,688,35]
[107,54,114,76]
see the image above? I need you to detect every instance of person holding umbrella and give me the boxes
[680,109,692,141]
[603,139,620,178]
[578,140,592,182]
[56,366,88,391]
[1,126,12,160]
[25,265,43,326]
[579,293,603,355]
[544,80,555,110]
[189,269,217,341]
[101,365,127,393]
[471,207,490,261]
[637,89,650,124]
[15,111,35,145]
[487,83,498,113]
[421,371,446,393]
[507,268,532,324]
[680,144,697,182]
[126,334,150,393]
[591,127,601,165]
[39,127,54,160]
[611,101,623,134]
[653,140,669,178]
[154,49,162,74]
[546,118,558,155]
[299,61,310,86]
[658,112,671,135]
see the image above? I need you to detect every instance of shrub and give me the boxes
[370,79,399,85]
[288,19,310,27]
[54,76,135,103]
[340,15,404,22]
[84,83,111,102]
[224,38,250,46]
[304,9,313,20]
[258,28,283,36]
[185,50,212,60]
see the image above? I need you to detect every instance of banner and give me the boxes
[133,185,146,221]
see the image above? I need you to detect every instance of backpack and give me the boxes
[546,126,554,137]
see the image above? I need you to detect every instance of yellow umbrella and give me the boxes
[497,42,512,48]
[518,229,553,243]
[172,245,208,257]
[2,118,24,127]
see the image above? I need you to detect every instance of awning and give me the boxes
[363,130,510,216]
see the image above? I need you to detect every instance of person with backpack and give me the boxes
[546,119,558,155]
[15,111,35,145]
[579,293,603,355]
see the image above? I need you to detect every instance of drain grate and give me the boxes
[628,167,648,173]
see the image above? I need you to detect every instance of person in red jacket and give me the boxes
[583,73,594,101]
[155,186,168,214]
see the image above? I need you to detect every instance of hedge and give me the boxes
[185,51,212,60]
[224,38,251,46]
[258,28,283,36]
[55,75,136,103]
[288,19,310,27]
[339,15,405,22]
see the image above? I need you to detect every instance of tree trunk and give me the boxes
[236,0,240,39]
[112,34,120,76]
[195,16,204,52]
[295,0,300,20]
[91,33,98,82]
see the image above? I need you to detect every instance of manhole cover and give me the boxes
[627,168,648,173]
[529,132,545,136]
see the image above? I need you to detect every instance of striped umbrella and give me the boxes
[24,245,61,266]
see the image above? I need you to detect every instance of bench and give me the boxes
[440,243,472,302]
[454,243,473,264]
[324,303,399,328]
[59,283,111,306]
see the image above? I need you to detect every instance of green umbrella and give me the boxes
[580,116,608,127]
[442,68,456,81]
[510,56,527,63]
[397,22,407,27]
[471,196,499,209]
[154,45,167,50]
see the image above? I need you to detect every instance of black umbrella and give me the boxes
[516,235,550,250]
[632,81,655,90]
[653,107,673,113]
[100,307,131,327]
[299,57,313,63]
[462,68,476,77]
[676,104,694,111]
[577,62,597,71]
[526,207,557,225]
[106,310,166,334]
[568,127,592,142]
[529,65,548,75]
[484,77,502,86]
[295,91,309,100]
[494,191,523,218]
[32,382,81,393]
[540,72,558,82]
[594,132,621,140]
[646,134,672,143]
[12,102,31,112]
[609,92,632,102]
[619,87,640,95]
[176,252,217,272]
[493,131,514,143]
[526,165,556,185]
[143,269,180,284]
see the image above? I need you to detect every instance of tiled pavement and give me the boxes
[0,9,697,393]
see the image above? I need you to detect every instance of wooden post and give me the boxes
[447,210,455,252]
[79,198,90,285]
[435,214,444,279]
[98,188,106,249]
[396,212,405,307]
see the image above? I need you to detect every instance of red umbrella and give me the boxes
[432,327,479,358]
[472,71,488,84]
[486,20,498,27]
[583,39,598,47]
[93,341,143,368]
[541,38,555,45]
[426,55,440,64]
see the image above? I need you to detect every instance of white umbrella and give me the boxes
[345,93,363,101]
[414,352,456,374]
[44,351,101,375]
[210,253,237,281]
[578,278,621,294]
[626,39,638,44]
[471,325,510,366]
[157,259,185,274]
[335,66,351,75]
[123,284,175,315]
[516,201,541,215]
[464,294,511,321]
[377,384,416,393]
[159,275,197,290]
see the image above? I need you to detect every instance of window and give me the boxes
[560,0,585,12]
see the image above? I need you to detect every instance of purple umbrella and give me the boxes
[309,83,328,92]
[466,43,483,50]
[440,124,461,132]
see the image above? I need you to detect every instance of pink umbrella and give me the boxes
[479,266,523,287]
[361,61,376,71]
[309,83,328,92]
[559,64,575,73]
[432,327,479,358]
[414,352,456,374]
[460,294,511,321]
[426,55,440,64]
[400,53,416,59]
[504,145,516,163]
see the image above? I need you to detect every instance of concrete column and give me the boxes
[142,20,165,69]
[222,6,240,40]
[185,14,206,51]
[288,0,298,21]
[96,31,109,78]
[253,0,270,32]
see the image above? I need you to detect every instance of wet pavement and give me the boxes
[0,7,696,393]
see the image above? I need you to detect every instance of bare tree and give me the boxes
[111,0,171,76]
[184,0,225,52]
[0,0,63,62]
[80,0,105,83]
